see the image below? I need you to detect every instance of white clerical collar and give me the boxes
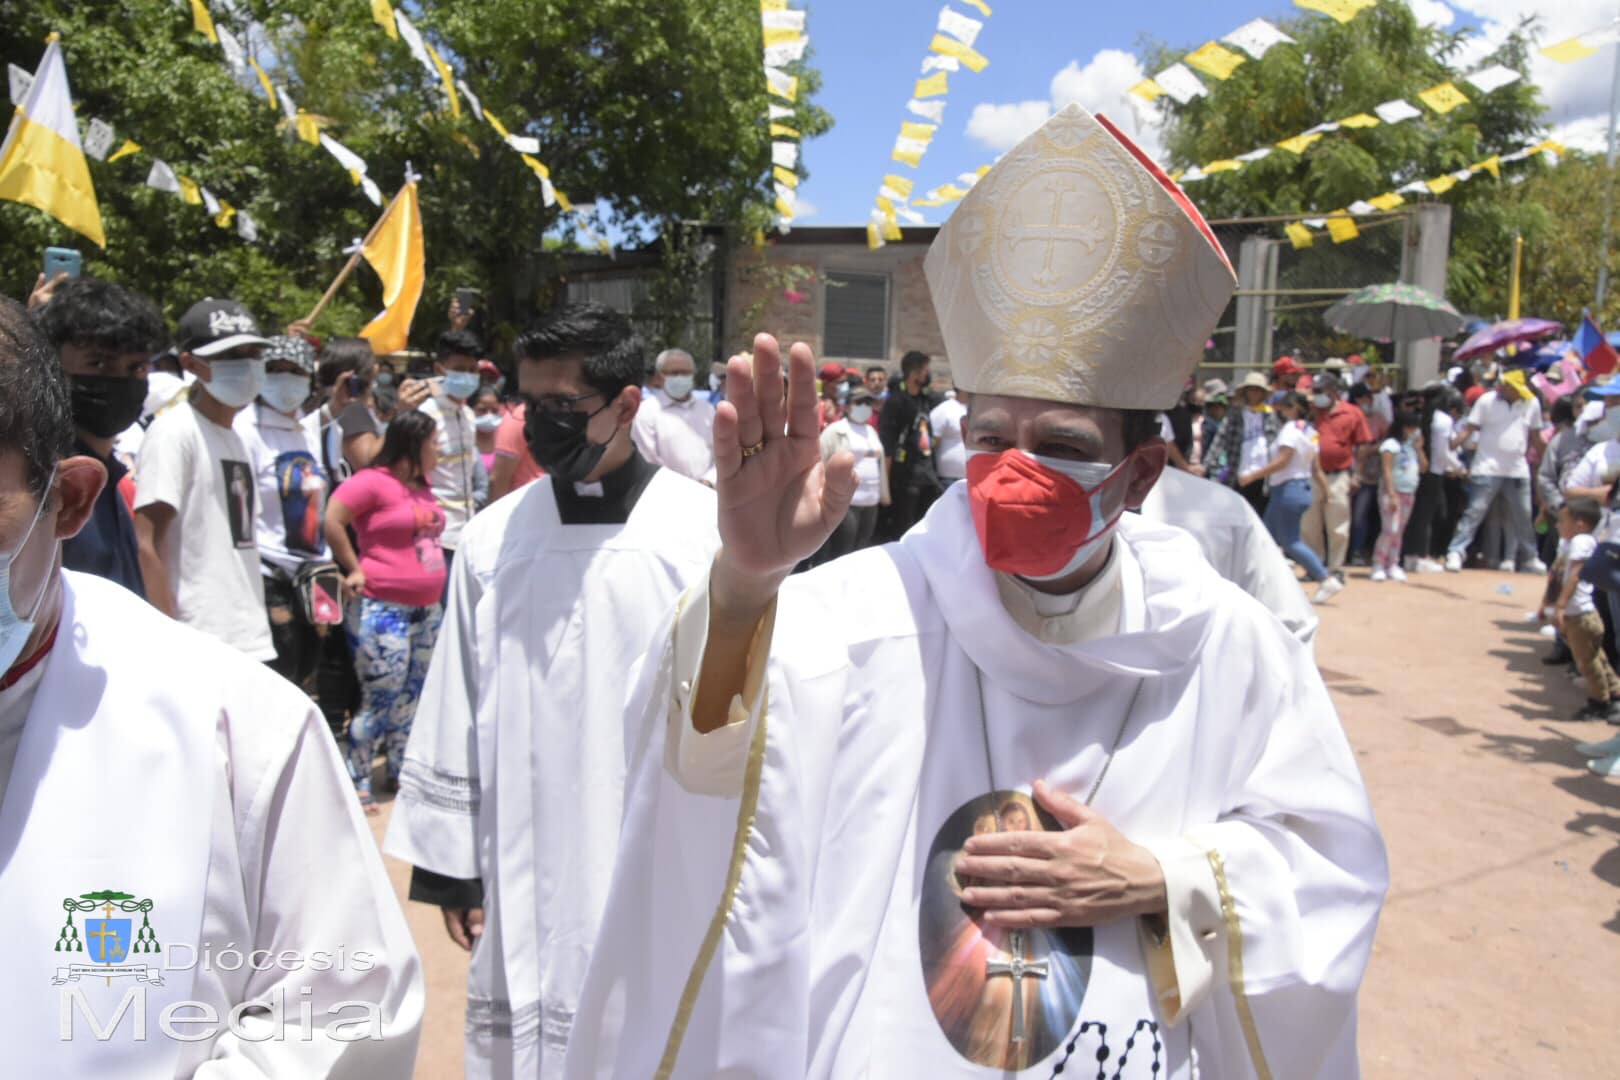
[573,481,605,497]
[993,541,1123,646]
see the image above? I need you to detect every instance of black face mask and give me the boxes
[525,400,613,484]
[71,375,147,440]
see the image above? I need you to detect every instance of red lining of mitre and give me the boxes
[1094,113,1233,275]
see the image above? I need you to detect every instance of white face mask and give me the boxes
[475,413,504,434]
[0,468,57,676]
[258,372,310,415]
[847,403,874,424]
[663,374,695,401]
[1311,393,1332,409]
[205,358,266,409]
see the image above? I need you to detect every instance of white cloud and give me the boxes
[965,100,1053,151]
[1405,0,1456,28]
[1550,113,1610,154]
[792,196,818,220]
[966,49,1165,162]
[1451,0,1617,129]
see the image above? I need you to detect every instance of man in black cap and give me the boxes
[133,298,276,659]
[32,278,166,598]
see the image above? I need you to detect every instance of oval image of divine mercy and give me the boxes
[918,790,1093,1071]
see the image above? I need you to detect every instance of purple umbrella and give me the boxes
[1452,318,1563,362]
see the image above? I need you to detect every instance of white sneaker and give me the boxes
[1389,566,1408,582]
[1497,560,1515,572]
[1444,552,1463,572]
[1370,568,1388,582]
[1521,559,1549,574]
[1416,557,1445,573]
[1587,753,1620,778]
[1540,624,1559,639]
[1312,576,1346,604]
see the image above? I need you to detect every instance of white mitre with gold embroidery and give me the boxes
[924,104,1236,411]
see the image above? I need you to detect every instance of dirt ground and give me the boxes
[367,565,1620,1078]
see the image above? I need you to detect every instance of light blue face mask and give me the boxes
[443,371,481,401]
[0,470,57,677]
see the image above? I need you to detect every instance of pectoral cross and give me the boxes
[985,930,1049,1047]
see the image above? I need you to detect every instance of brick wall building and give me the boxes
[722,226,952,381]
[558,225,956,382]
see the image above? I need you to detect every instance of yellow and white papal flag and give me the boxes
[0,36,104,248]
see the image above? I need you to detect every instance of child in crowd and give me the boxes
[1554,497,1620,722]
[1372,411,1425,582]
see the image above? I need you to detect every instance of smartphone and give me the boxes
[43,247,81,281]
[454,287,480,312]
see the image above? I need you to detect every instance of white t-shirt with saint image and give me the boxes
[134,403,274,660]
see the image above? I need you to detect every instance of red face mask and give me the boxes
[966,450,1134,578]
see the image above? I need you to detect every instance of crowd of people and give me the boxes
[1152,353,1584,598]
[19,272,1038,820]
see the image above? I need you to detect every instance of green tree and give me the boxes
[1498,152,1620,328]
[0,0,829,350]
[1145,2,1549,351]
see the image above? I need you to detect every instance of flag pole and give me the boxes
[302,185,401,327]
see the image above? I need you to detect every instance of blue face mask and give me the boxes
[0,470,56,677]
[443,371,481,401]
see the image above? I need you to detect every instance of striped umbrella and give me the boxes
[1323,282,1465,343]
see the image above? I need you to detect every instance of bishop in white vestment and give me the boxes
[384,306,721,1079]
[565,106,1387,1080]
[0,295,422,1077]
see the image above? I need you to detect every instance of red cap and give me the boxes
[477,359,501,380]
[1272,356,1303,376]
[818,362,844,382]
[1464,385,1486,406]
[844,366,863,378]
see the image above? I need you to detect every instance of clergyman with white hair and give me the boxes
[631,347,717,484]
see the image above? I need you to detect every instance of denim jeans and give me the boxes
[1446,475,1537,566]
[1263,478,1330,582]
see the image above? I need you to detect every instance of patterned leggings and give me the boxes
[345,596,443,795]
[1373,491,1416,572]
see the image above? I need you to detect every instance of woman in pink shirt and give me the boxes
[325,410,447,813]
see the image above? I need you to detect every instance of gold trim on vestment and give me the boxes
[654,679,771,1078]
[1206,848,1274,1080]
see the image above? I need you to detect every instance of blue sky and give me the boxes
[788,0,1615,227]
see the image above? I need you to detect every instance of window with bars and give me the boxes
[822,272,890,359]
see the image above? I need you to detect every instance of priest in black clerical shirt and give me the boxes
[384,303,721,1078]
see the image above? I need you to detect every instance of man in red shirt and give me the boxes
[1302,372,1371,578]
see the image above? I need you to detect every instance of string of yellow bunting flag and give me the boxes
[760,0,809,226]
[865,0,994,250]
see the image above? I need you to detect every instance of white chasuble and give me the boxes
[566,488,1388,1080]
[0,572,422,1077]
[385,469,720,1080]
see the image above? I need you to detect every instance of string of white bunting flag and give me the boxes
[867,0,994,250]
[760,0,808,226]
